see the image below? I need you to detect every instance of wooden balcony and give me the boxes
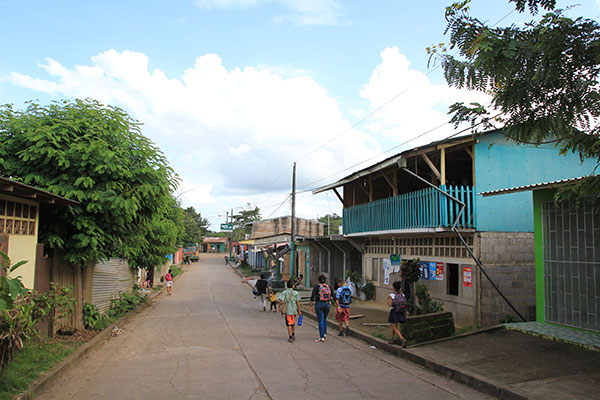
[342,185,476,235]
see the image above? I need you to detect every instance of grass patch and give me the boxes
[170,265,184,277]
[0,341,78,400]
[370,326,391,341]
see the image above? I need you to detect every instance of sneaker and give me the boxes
[292,336,296,342]
[288,337,294,343]
[402,339,407,348]
[345,327,350,336]
[315,337,325,343]
[323,334,327,339]
[338,331,344,336]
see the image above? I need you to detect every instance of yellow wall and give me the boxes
[1,194,39,289]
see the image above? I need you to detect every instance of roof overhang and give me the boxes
[479,177,588,197]
[0,177,79,206]
[312,131,481,195]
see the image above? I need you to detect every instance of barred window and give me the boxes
[0,200,37,236]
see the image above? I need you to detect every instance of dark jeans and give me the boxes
[270,301,278,311]
[315,301,330,338]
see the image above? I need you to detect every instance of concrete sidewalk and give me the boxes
[238,275,599,399]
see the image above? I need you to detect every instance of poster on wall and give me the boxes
[420,261,429,279]
[429,262,437,280]
[463,266,473,287]
[383,258,391,285]
[436,263,444,280]
[390,254,401,273]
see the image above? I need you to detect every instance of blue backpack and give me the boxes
[338,287,352,306]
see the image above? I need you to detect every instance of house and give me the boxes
[0,177,77,290]
[313,129,597,328]
[481,177,599,333]
[202,237,227,253]
[246,216,325,284]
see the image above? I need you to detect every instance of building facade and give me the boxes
[314,130,597,328]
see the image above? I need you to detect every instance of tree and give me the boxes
[232,205,261,240]
[0,99,179,265]
[127,196,184,269]
[432,0,600,202]
[318,213,342,236]
[182,206,209,244]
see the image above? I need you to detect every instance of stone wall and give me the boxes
[477,231,536,326]
[401,312,455,344]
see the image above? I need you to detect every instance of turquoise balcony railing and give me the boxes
[342,185,476,235]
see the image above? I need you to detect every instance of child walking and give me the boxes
[269,289,278,312]
[278,280,302,343]
[165,269,173,295]
[387,280,408,347]
[335,277,352,336]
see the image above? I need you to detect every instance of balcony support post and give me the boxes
[399,165,527,322]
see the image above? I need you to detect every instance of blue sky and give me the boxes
[1,0,599,228]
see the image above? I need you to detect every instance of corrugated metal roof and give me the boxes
[479,177,588,197]
[0,176,79,206]
[312,130,487,194]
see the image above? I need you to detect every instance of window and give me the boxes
[0,200,37,236]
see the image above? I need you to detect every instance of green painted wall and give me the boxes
[532,188,555,323]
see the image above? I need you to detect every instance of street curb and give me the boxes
[301,309,529,400]
[239,276,529,399]
[15,268,185,400]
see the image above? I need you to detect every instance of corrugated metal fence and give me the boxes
[92,258,135,313]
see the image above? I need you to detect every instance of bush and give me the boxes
[414,284,443,315]
[107,291,146,319]
[82,302,102,330]
[363,281,376,300]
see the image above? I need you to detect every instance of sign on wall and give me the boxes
[463,266,473,287]
[436,262,444,281]
[428,262,437,280]
[390,254,401,274]
[383,258,391,285]
[420,261,429,279]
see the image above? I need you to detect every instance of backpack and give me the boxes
[338,287,352,306]
[165,273,172,281]
[392,292,407,313]
[318,284,331,302]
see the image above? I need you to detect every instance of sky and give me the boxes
[1,0,599,230]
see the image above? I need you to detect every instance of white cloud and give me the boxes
[8,49,375,228]
[359,47,492,151]
[195,0,345,26]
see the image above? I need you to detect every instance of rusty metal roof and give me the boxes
[0,177,79,206]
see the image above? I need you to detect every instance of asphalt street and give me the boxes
[38,254,490,400]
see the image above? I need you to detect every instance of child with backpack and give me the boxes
[388,280,408,347]
[335,277,352,336]
[309,274,331,342]
[277,280,302,343]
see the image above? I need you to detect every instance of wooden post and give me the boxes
[440,148,446,186]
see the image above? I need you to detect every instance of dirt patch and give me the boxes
[47,329,100,345]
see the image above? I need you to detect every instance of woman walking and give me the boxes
[387,280,408,348]
[309,274,331,342]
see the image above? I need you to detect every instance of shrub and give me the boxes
[414,284,443,315]
[363,281,376,300]
[82,302,102,330]
[107,291,146,319]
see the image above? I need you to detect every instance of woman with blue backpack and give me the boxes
[388,280,408,347]
[309,274,331,343]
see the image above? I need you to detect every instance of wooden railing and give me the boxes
[342,185,476,235]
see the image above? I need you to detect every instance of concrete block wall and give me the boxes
[478,232,536,326]
[252,216,324,239]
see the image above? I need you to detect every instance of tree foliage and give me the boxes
[232,205,261,240]
[318,213,342,236]
[0,99,179,265]
[433,0,600,202]
[182,206,209,244]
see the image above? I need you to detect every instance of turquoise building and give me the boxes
[314,129,596,328]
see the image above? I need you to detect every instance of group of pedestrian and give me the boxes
[255,273,408,347]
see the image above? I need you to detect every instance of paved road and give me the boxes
[39,254,490,400]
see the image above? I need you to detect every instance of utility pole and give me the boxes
[290,162,296,279]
